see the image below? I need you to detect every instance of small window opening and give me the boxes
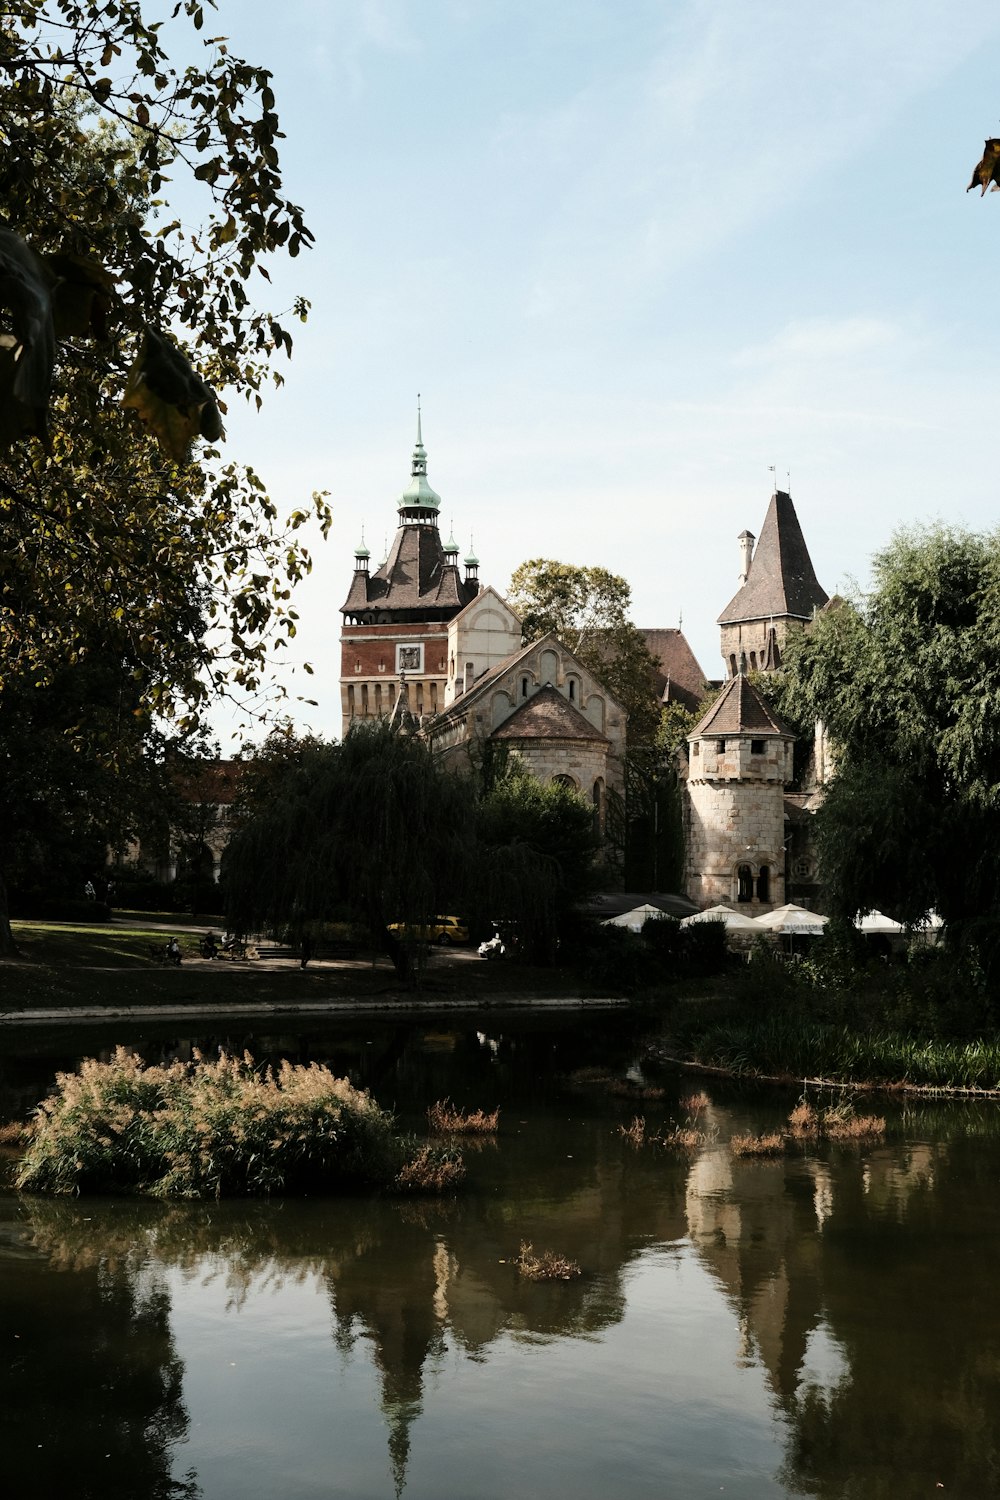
[737,864,753,903]
[757,864,770,902]
[750,739,765,755]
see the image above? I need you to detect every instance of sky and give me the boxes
[190,0,1000,744]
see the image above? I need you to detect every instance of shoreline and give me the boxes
[0,995,631,1026]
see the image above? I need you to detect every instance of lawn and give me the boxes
[0,919,592,1013]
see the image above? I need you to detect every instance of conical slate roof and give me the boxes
[718,491,828,625]
[690,674,792,739]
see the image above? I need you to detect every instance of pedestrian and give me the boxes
[167,936,182,966]
[300,934,313,970]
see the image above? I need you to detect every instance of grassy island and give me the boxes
[16,1048,462,1199]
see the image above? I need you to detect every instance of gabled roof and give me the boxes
[429,629,624,734]
[639,627,707,709]
[690,674,792,739]
[341,523,476,616]
[448,583,520,629]
[718,491,828,625]
[490,684,608,742]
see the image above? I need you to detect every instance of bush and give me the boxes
[17,1048,421,1199]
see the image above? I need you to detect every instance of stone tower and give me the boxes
[339,406,481,736]
[717,490,828,677]
[685,675,794,912]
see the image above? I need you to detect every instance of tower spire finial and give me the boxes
[416,392,422,447]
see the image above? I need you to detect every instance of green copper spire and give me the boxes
[397,395,441,517]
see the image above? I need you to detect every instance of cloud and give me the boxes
[732,316,908,367]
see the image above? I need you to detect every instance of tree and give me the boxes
[223,722,478,979]
[774,525,1000,971]
[476,754,600,959]
[507,559,661,745]
[0,4,332,951]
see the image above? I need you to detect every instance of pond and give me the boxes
[3,1012,1000,1499]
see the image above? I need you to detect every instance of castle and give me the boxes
[340,412,832,913]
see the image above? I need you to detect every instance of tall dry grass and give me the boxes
[16,1047,447,1199]
[427,1099,500,1134]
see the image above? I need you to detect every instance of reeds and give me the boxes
[787,1096,886,1142]
[427,1098,500,1134]
[730,1132,785,1157]
[515,1241,581,1281]
[694,1016,1000,1091]
[395,1144,466,1192]
[618,1115,647,1146]
[680,1091,711,1114]
[654,1122,705,1152]
[16,1047,419,1199]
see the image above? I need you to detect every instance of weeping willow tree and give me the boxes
[223,721,477,978]
[224,725,601,977]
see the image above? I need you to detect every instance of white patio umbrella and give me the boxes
[755,903,829,936]
[602,903,672,933]
[680,904,761,931]
[855,910,906,935]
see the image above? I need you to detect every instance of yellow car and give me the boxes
[387,916,469,946]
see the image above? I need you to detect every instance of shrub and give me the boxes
[17,1048,407,1199]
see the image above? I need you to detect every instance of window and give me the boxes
[430,682,438,712]
[374,683,383,713]
[396,643,423,674]
[750,739,765,755]
[737,865,753,903]
[520,675,529,699]
[568,678,576,701]
[729,654,737,677]
[553,773,576,789]
[757,864,770,902]
[465,661,474,687]
[361,683,369,712]
[749,651,758,671]
[691,742,700,756]
[716,739,726,755]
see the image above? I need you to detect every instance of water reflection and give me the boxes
[5,1024,1000,1497]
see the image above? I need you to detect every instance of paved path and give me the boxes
[0,995,627,1025]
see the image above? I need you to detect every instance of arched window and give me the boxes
[520,675,530,699]
[749,651,758,671]
[568,677,577,701]
[729,653,738,677]
[757,864,770,902]
[553,773,576,789]
[736,864,753,903]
